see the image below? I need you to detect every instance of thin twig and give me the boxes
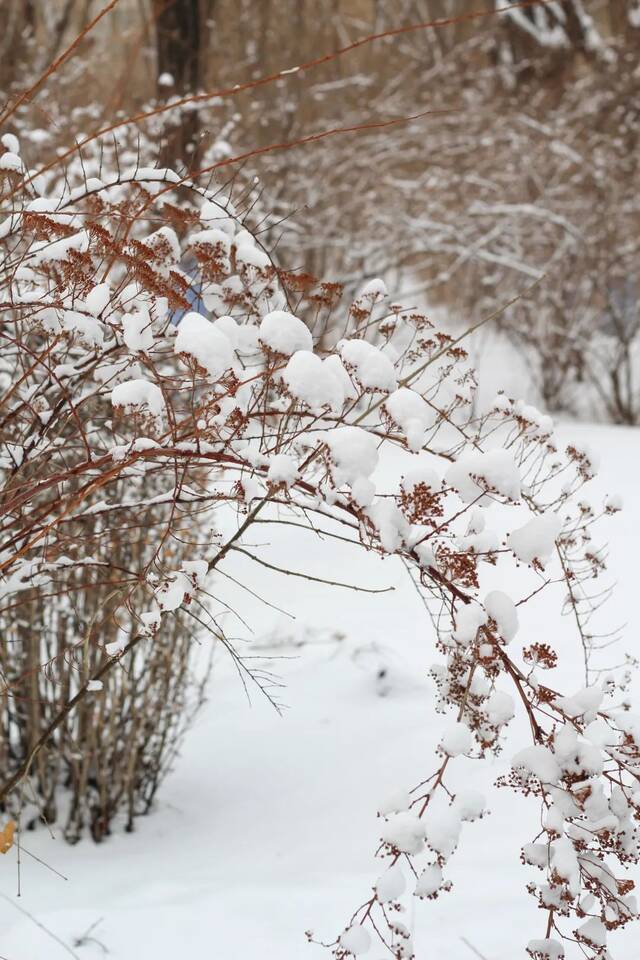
[0,893,80,960]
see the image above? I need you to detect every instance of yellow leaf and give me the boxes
[0,820,15,854]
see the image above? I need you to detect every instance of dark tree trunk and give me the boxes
[154,0,208,168]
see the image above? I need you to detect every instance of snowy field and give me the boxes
[2,422,638,960]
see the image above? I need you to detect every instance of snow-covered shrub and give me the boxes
[0,31,638,960]
[0,129,636,955]
[0,163,221,840]
[0,500,211,842]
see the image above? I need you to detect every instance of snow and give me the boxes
[440,722,473,757]
[105,635,127,656]
[381,811,425,855]
[484,690,515,727]
[325,426,379,486]
[30,229,90,265]
[424,807,462,860]
[323,355,358,402]
[356,278,387,303]
[123,310,154,353]
[511,745,561,784]
[212,314,258,355]
[484,590,519,642]
[550,838,580,893]
[259,310,313,355]
[267,454,299,487]
[605,492,623,512]
[446,448,521,505]
[583,718,617,748]
[236,234,270,270]
[153,562,208,615]
[154,575,190,612]
[111,379,165,417]
[282,351,344,412]
[415,863,444,898]
[3,424,639,960]
[144,225,180,264]
[62,309,104,346]
[452,603,487,646]
[200,200,235,233]
[1,133,20,154]
[453,791,486,822]
[553,725,603,777]
[85,282,111,317]
[338,338,397,392]
[527,939,565,960]
[351,476,376,508]
[182,560,208,586]
[401,463,440,494]
[508,512,562,565]
[383,388,434,451]
[365,499,409,552]
[339,925,371,954]
[189,226,232,252]
[554,685,604,720]
[374,862,406,902]
[377,790,411,816]
[523,843,548,868]
[576,917,607,948]
[174,311,234,378]
[0,151,23,173]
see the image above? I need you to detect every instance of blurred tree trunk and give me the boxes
[154,0,214,168]
[0,0,36,90]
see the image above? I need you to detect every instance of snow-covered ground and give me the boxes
[2,423,638,960]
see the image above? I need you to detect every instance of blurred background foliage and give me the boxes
[2,1,638,429]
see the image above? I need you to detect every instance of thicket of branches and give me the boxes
[4,0,637,421]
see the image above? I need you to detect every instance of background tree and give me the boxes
[153,0,215,166]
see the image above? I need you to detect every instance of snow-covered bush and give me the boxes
[0,494,210,842]
[0,129,636,956]
[0,7,638,952]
